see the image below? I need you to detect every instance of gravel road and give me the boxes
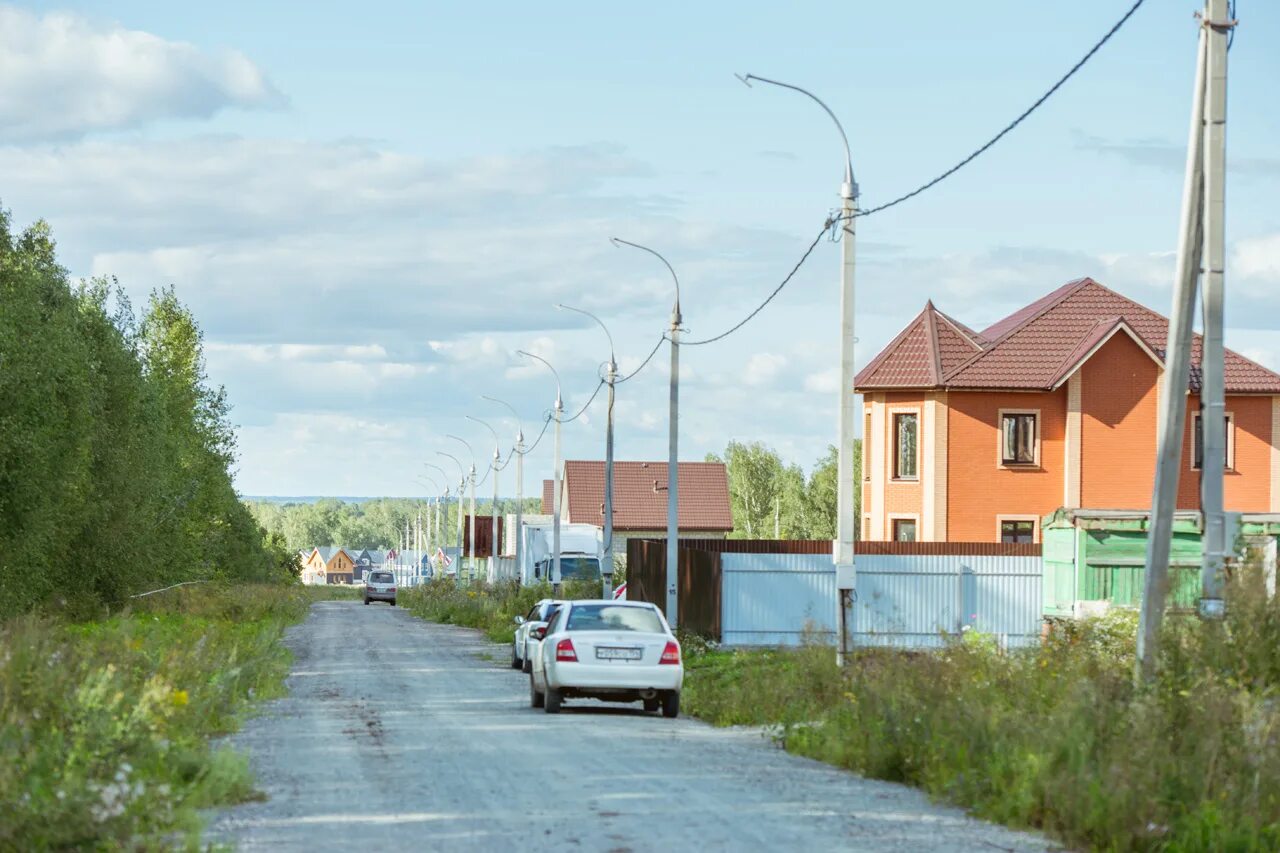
[208,601,1059,852]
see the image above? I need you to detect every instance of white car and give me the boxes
[512,599,565,673]
[528,600,682,717]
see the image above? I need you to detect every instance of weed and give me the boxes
[401,579,601,643]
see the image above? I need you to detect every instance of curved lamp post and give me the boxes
[559,303,618,597]
[738,72,858,664]
[446,433,478,580]
[483,395,525,580]
[517,350,564,589]
[423,461,452,568]
[437,451,467,577]
[611,238,681,626]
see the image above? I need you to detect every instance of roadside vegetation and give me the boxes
[402,578,604,643]
[0,583,319,849]
[0,207,298,622]
[683,564,1280,851]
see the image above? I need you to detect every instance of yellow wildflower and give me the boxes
[170,689,189,707]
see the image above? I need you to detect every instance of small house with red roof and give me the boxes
[855,277,1280,543]
[542,460,734,569]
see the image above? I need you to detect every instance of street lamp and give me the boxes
[739,72,858,665]
[611,238,681,626]
[416,472,442,552]
[446,433,478,580]
[467,414,503,582]
[559,303,618,597]
[437,451,467,577]
[483,395,525,581]
[423,462,451,570]
[517,349,564,589]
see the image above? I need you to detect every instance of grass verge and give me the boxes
[683,564,1280,851]
[0,582,315,849]
[401,578,603,644]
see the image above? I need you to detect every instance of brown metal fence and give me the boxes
[625,539,721,639]
[463,516,504,559]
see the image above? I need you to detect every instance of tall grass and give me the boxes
[0,583,311,849]
[401,579,602,643]
[683,564,1280,851]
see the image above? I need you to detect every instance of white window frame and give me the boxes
[1191,410,1235,472]
[995,514,1040,544]
[888,513,921,543]
[889,406,922,482]
[997,408,1041,469]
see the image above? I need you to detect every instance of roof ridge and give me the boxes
[853,303,935,389]
[1044,314,1126,390]
[934,309,986,352]
[923,303,943,386]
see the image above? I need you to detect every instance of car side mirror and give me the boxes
[531,626,547,640]
[514,615,525,625]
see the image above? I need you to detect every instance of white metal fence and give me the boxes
[719,552,1043,649]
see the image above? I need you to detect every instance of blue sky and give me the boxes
[3,1,1278,496]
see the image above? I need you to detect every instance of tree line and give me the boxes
[0,208,292,620]
[247,497,545,554]
[707,440,862,540]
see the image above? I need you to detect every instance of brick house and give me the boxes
[855,278,1280,543]
[543,460,734,569]
[301,546,357,585]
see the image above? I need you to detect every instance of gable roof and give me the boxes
[551,461,734,531]
[856,278,1280,394]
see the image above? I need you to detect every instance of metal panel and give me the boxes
[721,553,836,647]
[852,553,1043,650]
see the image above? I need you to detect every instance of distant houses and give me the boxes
[298,546,434,584]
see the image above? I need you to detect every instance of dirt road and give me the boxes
[209,601,1057,851]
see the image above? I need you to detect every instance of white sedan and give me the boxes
[511,599,565,673]
[528,599,682,717]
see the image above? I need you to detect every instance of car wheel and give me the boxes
[511,647,522,670]
[643,697,660,713]
[363,598,369,605]
[544,686,562,714]
[661,691,680,719]
[522,657,532,674]
[389,600,396,607]
[529,675,544,708]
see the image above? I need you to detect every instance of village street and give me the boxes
[207,600,1055,852]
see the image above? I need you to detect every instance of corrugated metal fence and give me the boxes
[629,538,1044,649]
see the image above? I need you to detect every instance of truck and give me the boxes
[518,521,603,586]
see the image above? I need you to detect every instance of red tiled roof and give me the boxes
[857,278,1280,394]
[855,301,981,389]
[559,460,733,531]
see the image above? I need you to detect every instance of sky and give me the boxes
[2,1,1278,498]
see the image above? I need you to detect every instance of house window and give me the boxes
[1192,412,1234,470]
[1000,520,1036,544]
[1001,412,1037,465]
[864,411,872,481]
[892,518,917,542]
[893,413,918,480]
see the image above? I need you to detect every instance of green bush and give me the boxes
[683,565,1280,851]
[401,579,601,643]
[0,583,310,848]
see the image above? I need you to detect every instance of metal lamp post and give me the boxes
[518,350,564,590]
[416,473,442,556]
[739,72,858,665]
[468,415,503,583]
[612,238,681,626]
[559,303,618,598]
[438,452,467,579]
[423,461,452,571]
[447,434,478,581]
[484,395,525,583]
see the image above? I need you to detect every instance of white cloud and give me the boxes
[1233,232,1280,285]
[0,7,284,141]
[743,352,787,386]
[804,368,840,394]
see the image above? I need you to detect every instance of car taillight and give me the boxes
[555,639,578,662]
[660,641,681,665]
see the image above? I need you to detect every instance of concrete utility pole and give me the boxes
[612,238,681,627]
[518,351,564,590]
[447,434,478,581]
[423,461,451,572]
[468,415,502,583]
[483,395,524,583]
[438,451,467,578]
[740,73,858,665]
[1139,2,1232,680]
[559,303,618,598]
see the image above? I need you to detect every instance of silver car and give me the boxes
[364,570,397,606]
[511,599,564,672]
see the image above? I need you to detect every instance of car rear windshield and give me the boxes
[565,604,663,633]
[370,572,392,583]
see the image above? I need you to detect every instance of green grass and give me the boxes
[401,578,603,644]
[0,582,312,849]
[682,565,1280,851]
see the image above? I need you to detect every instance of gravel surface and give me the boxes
[208,600,1061,852]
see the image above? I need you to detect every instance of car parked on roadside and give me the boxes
[528,599,682,717]
[364,570,396,606]
[512,599,564,672]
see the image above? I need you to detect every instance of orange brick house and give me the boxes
[301,546,356,585]
[855,278,1280,543]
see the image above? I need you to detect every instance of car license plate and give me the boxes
[596,646,642,661]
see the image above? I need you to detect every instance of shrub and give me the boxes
[402,579,601,643]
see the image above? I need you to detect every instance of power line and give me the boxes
[561,379,607,423]
[615,334,667,383]
[856,0,1148,219]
